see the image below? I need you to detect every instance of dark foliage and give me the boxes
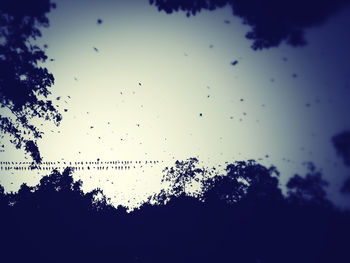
[341,177,350,193]
[287,162,331,205]
[159,157,209,198]
[1,160,349,263]
[203,160,282,204]
[332,131,350,193]
[332,131,350,167]
[0,0,61,163]
[149,0,350,49]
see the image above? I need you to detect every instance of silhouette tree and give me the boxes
[287,162,330,206]
[0,0,61,163]
[159,157,209,200]
[203,160,282,204]
[1,159,350,263]
[149,0,350,49]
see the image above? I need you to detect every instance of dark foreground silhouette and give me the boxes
[1,159,349,263]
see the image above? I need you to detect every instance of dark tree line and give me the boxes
[0,159,349,263]
[0,0,60,163]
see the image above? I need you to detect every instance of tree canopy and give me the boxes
[1,158,349,262]
[149,0,350,49]
[0,0,60,163]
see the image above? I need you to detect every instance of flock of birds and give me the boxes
[41,17,321,167]
[1,16,329,191]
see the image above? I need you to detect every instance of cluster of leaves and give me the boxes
[1,159,349,262]
[0,0,61,163]
[156,157,210,201]
[149,0,350,49]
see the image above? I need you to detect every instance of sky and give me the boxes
[1,0,350,209]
